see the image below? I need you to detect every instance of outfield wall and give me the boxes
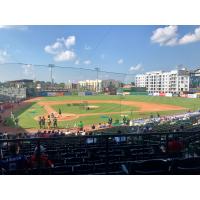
[38,91,72,97]
[149,92,200,98]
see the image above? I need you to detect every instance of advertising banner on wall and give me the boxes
[64,92,72,96]
[153,93,159,96]
[56,92,64,96]
[187,94,197,98]
[123,92,130,96]
[159,93,165,96]
[39,91,47,96]
[47,92,57,96]
[180,94,188,98]
[165,93,173,97]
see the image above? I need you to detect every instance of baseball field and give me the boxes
[5,95,200,130]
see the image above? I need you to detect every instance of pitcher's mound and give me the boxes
[56,113,79,121]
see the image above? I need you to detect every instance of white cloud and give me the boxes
[44,41,63,54]
[0,50,9,63]
[179,27,200,45]
[117,58,124,64]
[129,64,143,72]
[84,45,92,50]
[83,60,91,65]
[151,25,178,46]
[44,35,76,62]
[54,50,76,62]
[64,36,76,48]
[75,60,80,65]
[151,26,200,46]
[0,25,28,31]
[21,64,35,78]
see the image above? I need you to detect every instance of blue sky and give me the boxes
[0,25,200,82]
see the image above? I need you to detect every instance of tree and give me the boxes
[131,82,135,86]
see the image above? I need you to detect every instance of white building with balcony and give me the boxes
[135,69,190,94]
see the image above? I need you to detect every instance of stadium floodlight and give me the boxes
[48,64,55,86]
[94,67,100,93]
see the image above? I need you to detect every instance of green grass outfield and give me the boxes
[52,103,138,114]
[8,95,200,129]
[40,95,200,110]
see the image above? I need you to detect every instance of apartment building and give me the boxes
[135,69,190,94]
[190,68,200,92]
[78,79,102,92]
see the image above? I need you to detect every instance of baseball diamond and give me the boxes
[2,94,200,133]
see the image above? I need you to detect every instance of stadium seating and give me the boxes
[171,157,200,175]
[125,159,170,175]
[1,130,200,175]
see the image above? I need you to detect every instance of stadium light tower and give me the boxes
[94,67,100,93]
[49,64,55,86]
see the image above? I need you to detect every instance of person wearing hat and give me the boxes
[29,145,54,169]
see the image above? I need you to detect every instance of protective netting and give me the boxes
[0,63,135,129]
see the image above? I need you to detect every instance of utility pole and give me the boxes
[94,67,100,93]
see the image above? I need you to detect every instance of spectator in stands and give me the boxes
[76,131,80,136]
[91,124,95,130]
[102,123,107,128]
[98,123,102,129]
[0,143,28,173]
[167,137,184,153]
[80,130,86,136]
[114,130,126,144]
[149,126,153,131]
[29,145,54,169]
[65,129,71,135]
[143,126,147,133]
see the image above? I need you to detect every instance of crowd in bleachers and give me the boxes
[1,127,200,174]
